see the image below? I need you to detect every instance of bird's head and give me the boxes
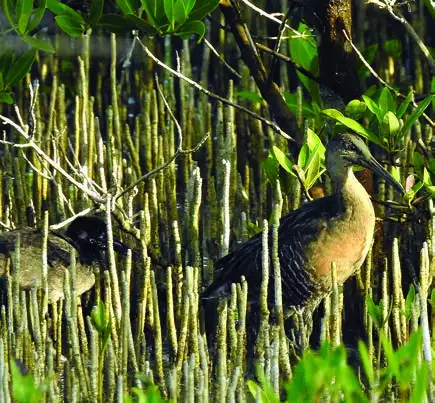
[65,216,108,265]
[326,133,405,195]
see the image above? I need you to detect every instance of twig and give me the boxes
[238,0,302,37]
[367,0,435,73]
[0,109,105,203]
[256,42,321,84]
[204,38,241,79]
[343,30,434,127]
[267,7,292,85]
[114,75,211,201]
[135,36,295,141]
[49,207,96,230]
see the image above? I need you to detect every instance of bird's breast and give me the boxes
[305,178,375,289]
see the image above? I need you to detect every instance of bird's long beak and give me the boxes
[359,156,405,195]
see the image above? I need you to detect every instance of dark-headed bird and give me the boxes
[201,133,405,318]
[0,216,128,303]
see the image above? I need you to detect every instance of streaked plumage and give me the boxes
[202,133,404,313]
[0,216,128,302]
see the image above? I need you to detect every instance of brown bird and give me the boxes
[0,216,128,303]
[202,133,404,315]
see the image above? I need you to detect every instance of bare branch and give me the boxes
[135,36,295,142]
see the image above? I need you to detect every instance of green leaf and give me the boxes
[2,0,15,26]
[423,168,432,186]
[366,294,382,329]
[432,77,435,110]
[10,360,44,403]
[236,91,263,103]
[403,284,415,320]
[429,289,435,308]
[378,87,396,114]
[345,99,367,120]
[142,0,166,27]
[272,146,295,175]
[47,0,85,23]
[358,341,374,386]
[186,0,219,22]
[284,92,317,119]
[21,36,55,53]
[91,300,107,332]
[0,49,14,80]
[164,0,175,27]
[380,332,399,375]
[17,0,34,34]
[322,109,384,147]
[0,91,14,104]
[305,150,323,189]
[381,111,400,138]
[87,0,104,27]
[247,380,273,402]
[178,20,206,41]
[399,95,434,137]
[183,0,195,14]
[125,14,157,34]
[410,363,429,403]
[362,95,383,122]
[98,14,137,34]
[116,0,135,15]
[306,128,325,164]
[298,144,309,169]
[396,90,414,119]
[5,48,36,88]
[55,15,85,37]
[27,0,48,33]
[384,39,402,59]
[289,23,321,105]
[174,0,187,26]
[263,151,279,185]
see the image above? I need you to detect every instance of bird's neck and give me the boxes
[332,167,371,210]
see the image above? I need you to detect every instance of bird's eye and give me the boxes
[346,143,357,152]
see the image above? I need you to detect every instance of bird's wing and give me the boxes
[0,229,72,268]
[201,196,340,306]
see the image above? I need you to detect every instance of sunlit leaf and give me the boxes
[55,15,85,37]
[381,111,400,139]
[0,91,14,104]
[400,95,434,137]
[345,99,367,120]
[4,48,36,88]
[358,341,374,386]
[21,36,55,53]
[362,95,383,122]
[272,146,295,176]
[47,0,85,22]
[289,23,320,105]
[396,90,414,118]
[378,87,396,114]
[322,109,384,147]
[17,0,33,34]
[27,0,48,33]
[236,91,263,103]
[186,0,219,22]
[178,20,205,41]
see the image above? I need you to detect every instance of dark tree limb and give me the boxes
[310,0,361,102]
[219,0,302,152]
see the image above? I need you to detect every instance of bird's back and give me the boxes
[202,195,343,309]
[0,228,95,302]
